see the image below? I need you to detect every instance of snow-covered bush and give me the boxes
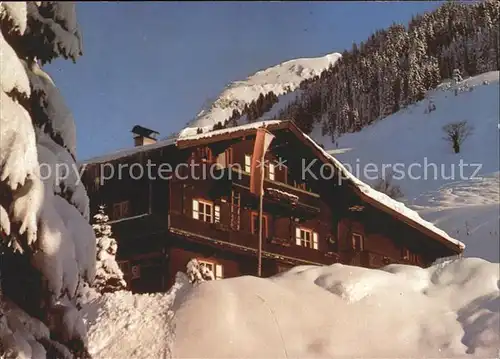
[0,2,95,357]
[186,259,215,285]
[452,68,463,84]
[92,205,127,293]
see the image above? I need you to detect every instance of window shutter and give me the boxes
[245,155,251,172]
[313,232,319,250]
[269,163,275,180]
[295,227,301,245]
[214,205,220,223]
[215,264,223,279]
[192,199,199,219]
[216,152,226,168]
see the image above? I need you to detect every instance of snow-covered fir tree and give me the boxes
[186,259,215,285]
[0,2,96,357]
[453,68,463,84]
[92,205,127,293]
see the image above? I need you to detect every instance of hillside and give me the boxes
[187,52,341,128]
[318,71,499,261]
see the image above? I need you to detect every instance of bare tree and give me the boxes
[373,171,404,200]
[442,121,473,153]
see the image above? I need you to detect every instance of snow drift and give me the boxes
[84,258,499,359]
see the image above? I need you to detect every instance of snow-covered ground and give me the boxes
[187,52,341,128]
[85,258,499,358]
[313,71,499,261]
[413,173,499,262]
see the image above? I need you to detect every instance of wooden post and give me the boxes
[257,177,264,277]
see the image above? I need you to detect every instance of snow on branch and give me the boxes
[28,62,77,157]
[37,130,90,220]
[0,92,39,191]
[0,31,30,96]
[0,2,27,34]
[25,2,83,64]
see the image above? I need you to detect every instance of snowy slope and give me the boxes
[84,258,500,358]
[312,71,499,260]
[188,52,341,128]
[413,173,499,262]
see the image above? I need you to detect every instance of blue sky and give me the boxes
[45,1,443,160]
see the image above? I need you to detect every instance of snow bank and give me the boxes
[84,273,191,359]
[172,258,499,358]
[81,258,499,359]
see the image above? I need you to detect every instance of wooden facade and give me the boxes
[82,121,462,293]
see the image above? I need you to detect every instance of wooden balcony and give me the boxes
[168,212,339,266]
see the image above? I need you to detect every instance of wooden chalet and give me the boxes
[81,121,464,293]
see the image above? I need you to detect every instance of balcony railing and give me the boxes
[169,212,338,265]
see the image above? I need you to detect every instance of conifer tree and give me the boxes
[92,205,127,294]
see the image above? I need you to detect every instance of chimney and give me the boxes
[131,125,160,147]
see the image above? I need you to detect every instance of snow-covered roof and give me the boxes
[82,121,283,165]
[82,119,463,250]
[177,120,283,143]
[80,137,176,165]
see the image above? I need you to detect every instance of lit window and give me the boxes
[352,233,364,251]
[251,212,268,238]
[266,163,275,181]
[245,154,252,173]
[192,199,218,223]
[112,200,130,220]
[295,227,318,250]
[198,259,224,280]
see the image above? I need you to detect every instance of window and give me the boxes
[251,212,268,238]
[192,199,219,223]
[265,162,275,181]
[352,233,364,251]
[197,147,212,163]
[214,204,220,223]
[230,190,241,230]
[245,154,252,173]
[295,227,318,250]
[112,200,130,220]
[198,259,223,280]
[245,154,275,181]
[131,264,140,279]
[402,248,418,263]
